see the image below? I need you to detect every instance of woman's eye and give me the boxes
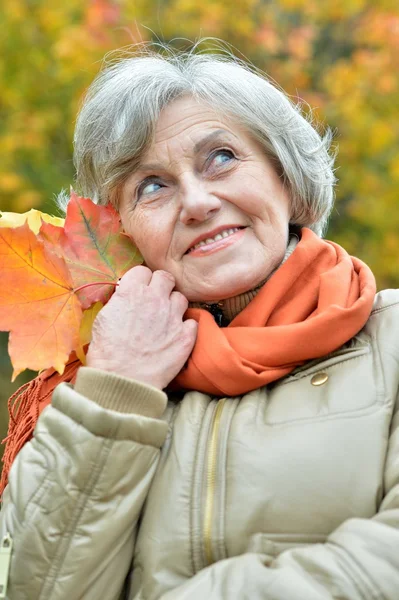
[138,179,162,198]
[211,149,235,167]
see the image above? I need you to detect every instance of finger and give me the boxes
[170,291,189,314]
[149,270,176,296]
[118,265,152,291]
[183,319,198,348]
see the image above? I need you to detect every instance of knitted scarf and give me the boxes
[0,227,376,495]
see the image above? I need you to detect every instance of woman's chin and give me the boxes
[184,274,267,303]
[176,250,282,302]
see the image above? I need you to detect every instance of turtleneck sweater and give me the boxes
[189,232,299,323]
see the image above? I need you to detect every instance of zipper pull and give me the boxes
[0,533,13,599]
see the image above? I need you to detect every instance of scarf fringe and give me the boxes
[0,377,44,497]
[0,356,81,500]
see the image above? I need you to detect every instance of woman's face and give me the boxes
[119,96,291,302]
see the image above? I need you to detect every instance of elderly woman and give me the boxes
[0,46,398,600]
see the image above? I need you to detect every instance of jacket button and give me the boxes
[311,372,329,386]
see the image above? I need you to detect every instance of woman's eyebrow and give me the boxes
[135,161,166,175]
[135,129,238,175]
[193,129,238,153]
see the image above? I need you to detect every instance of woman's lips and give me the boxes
[187,227,246,257]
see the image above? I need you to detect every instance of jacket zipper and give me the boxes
[203,398,227,566]
[0,533,13,599]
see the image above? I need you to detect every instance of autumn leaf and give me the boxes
[0,223,82,380]
[0,193,142,378]
[40,192,143,309]
[75,301,103,364]
[0,209,64,234]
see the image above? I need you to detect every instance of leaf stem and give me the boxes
[74,281,119,293]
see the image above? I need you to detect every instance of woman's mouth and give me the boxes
[186,227,246,256]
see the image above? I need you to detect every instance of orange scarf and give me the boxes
[175,227,376,394]
[0,228,376,496]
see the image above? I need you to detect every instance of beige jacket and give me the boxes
[1,289,398,600]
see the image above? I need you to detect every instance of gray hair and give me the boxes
[58,43,336,235]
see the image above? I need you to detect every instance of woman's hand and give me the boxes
[86,266,198,389]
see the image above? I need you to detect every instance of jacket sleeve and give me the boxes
[160,386,399,600]
[0,367,169,600]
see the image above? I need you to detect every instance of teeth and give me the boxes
[190,227,241,252]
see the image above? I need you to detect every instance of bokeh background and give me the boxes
[1,0,399,458]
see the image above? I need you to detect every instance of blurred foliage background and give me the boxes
[1,0,398,458]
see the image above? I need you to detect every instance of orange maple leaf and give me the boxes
[0,223,82,380]
[40,192,142,309]
[0,193,143,379]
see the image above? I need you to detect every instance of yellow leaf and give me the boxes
[75,302,103,365]
[0,209,65,234]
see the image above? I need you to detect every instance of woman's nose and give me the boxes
[179,182,222,225]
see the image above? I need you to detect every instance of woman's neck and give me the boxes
[189,232,299,324]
